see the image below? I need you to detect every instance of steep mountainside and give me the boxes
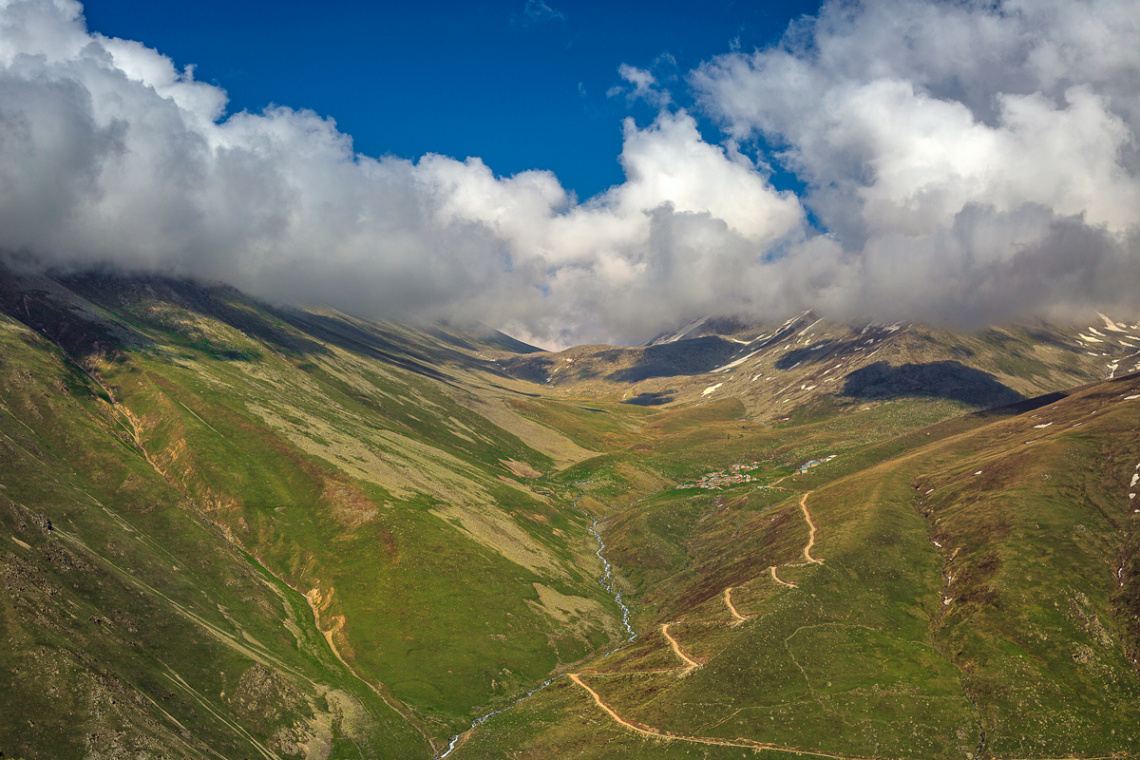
[0,270,617,758]
[1,270,1137,760]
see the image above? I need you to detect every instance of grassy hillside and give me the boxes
[1,270,1137,759]
[453,375,1140,759]
[0,272,626,756]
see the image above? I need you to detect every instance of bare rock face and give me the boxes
[227,664,318,757]
[228,664,304,726]
[3,499,53,539]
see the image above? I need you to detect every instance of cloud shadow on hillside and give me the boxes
[0,268,153,361]
[842,361,1025,408]
[608,337,740,382]
[775,340,840,370]
[622,391,677,406]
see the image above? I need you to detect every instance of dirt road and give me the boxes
[800,492,823,564]
[568,673,869,758]
[723,587,750,624]
[660,623,701,675]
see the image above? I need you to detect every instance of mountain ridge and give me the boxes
[1,269,1137,760]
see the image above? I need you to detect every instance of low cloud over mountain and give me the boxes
[1,0,1138,345]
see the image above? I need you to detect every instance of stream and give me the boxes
[574,487,637,644]
[434,485,635,759]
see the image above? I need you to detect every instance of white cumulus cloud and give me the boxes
[692,0,1140,326]
[1,0,1138,346]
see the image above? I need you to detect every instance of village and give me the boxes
[677,455,837,490]
[676,461,762,490]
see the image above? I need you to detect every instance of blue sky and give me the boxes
[80,0,820,199]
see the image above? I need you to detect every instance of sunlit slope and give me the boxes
[0,314,429,759]
[0,271,626,752]
[455,374,1140,759]
[5,268,1139,759]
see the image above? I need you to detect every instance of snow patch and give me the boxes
[798,318,823,336]
[1033,422,1053,429]
[712,350,762,373]
[701,383,723,397]
[1099,313,1125,332]
[653,317,709,345]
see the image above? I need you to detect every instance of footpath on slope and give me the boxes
[723,587,751,625]
[568,667,868,759]
[570,487,829,749]
[769,565,797,588]
[800,491,824,565]
[660,623,701,675]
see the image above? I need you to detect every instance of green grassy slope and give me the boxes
[454,376,1140,759]
[3,270,1138,760]
[0,314,429,759]
[0,273,626,755]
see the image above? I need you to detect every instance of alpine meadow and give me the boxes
[2,1,1140,759]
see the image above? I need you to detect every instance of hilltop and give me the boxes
[504,311,1135,414]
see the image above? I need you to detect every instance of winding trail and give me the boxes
[570,486,833,754]
[769,565,798,588]
[660,623,701,675]
[569,673,662,738]
[799,492,824,564]
[567,674,867,759]
[722,587,751,624]
[436,483,831,756]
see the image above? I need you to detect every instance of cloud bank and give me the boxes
[1,0,1138,346]
[692,0,1140,327]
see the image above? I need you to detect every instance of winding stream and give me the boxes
[434,485,635,759]
[434,674,560,759]
[574,487,637,645]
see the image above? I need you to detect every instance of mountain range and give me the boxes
[1,268,1137,760]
